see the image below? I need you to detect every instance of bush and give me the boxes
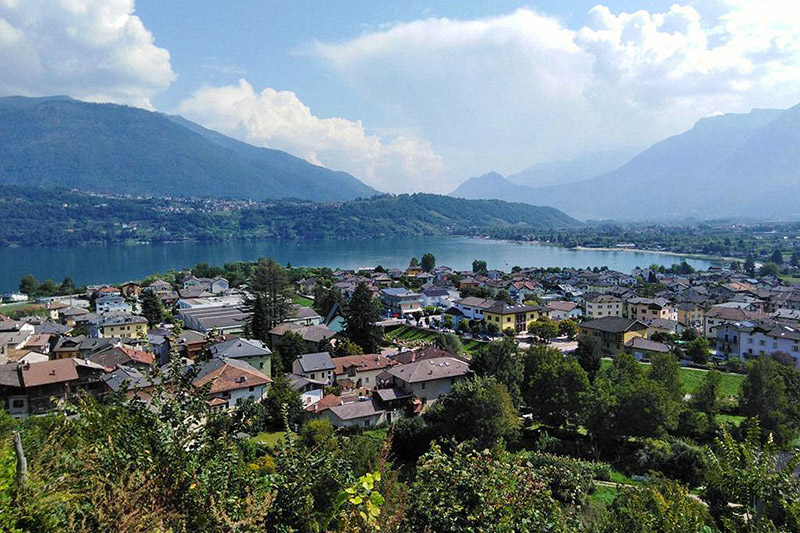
[633,437,707,486]
[517,451,608,505]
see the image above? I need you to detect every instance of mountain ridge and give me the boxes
[0,95,379,202]
[450,106,800,221]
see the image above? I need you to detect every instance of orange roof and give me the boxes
[119,345,155,365]
[193,359,271,394]
[332,354,395,376]
[305,393,344,413]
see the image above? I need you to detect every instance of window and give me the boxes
[248,386,255,392]
[310,373,316,379]
[12,399,24,408]
[421,382,426,390]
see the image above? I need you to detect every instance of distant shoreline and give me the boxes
[571,245,729,263]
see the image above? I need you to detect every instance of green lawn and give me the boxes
[600,358,744,398]
[0,301,46,316]
[386,326,486,355]
[715,414,746,426]
[590,484,618,507]
[292,294,314,307]
[252,431,295,449]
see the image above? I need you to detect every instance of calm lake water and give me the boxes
[0,236,718,291]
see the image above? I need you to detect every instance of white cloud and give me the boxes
[177,79,447,193]
[311,3,800,180]
[0,0,174,108]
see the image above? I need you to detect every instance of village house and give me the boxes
[703,305,766,338]
[1,358,108,418]
[483,302,543,333]
[90,314,148,339]
[545,301,581,320]
[453,296,498,321]
[578,316,649,354]
[209,337,272,377]
[292,351,336,385]
[193,357,272,410]
[380,287,424,315]
[583,294,623,319]
[380,356,470,404]
[624,336,672,361]
[101,365,160,401]
[332,353,395,389]
[626,297,677,322]
[95,294,132,314]
[289,373,326,407]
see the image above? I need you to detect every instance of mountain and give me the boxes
[0,96,378,202]
[507,147,640,188]
[453,106,800,221]
[449,172,534,201]
[0,187,581,247]
[529,107,792,220]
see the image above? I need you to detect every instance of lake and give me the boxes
[0,236,718,291]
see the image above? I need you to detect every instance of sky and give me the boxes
[2,1,800,193]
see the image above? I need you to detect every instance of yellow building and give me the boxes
[484,303,543,333]
[91,315,148,339]
[578,316,649,354]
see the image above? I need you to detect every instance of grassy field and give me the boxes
[386,325,487,355]
[252,431,296,449]
[600,358,744,397]
[0,301,46,316]
[292,294,314,307]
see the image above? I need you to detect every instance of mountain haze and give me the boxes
[0,96,378,202]
[452,106,800,221]
[508,147,640,188]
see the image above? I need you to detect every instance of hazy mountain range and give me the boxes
[452,105,800,220]
[0,96,378,202]
[507,147,641,188]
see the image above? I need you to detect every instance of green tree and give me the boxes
[344,282,381,353]
[140,291,165,327]
[249,258,293,332]
[770,249,784,264]
[409,256,419,268]
[739,356,799,445]
[557,318,577,340]
[472,259,487,274]
[58,276,75,295]
[331,337,364,358]
[649,352,683,402]
[435,332,463,355]
[407,442,569,533]
[759,262,781,277]
[597,477,714,533]
[18,273,38,295]
[744,254,756,276]
[528,317,559,344]
[730,260,742,272]
[425,376,521,449]
[575,337,603,382]
[791,249,800,267]
[522,345,589,428]
[420,253,435,272]
[686,337,711,365]
[313,285,343,318]
[248,292,270,342]
[471,336,522,406]
[704,424,800,531]
[299,418,335,448]
[263,375,305,429]
[274,331,307,374]
[692,370,722,420]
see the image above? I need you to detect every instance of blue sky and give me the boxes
[2,1,799,193]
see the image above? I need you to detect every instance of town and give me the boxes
[1,251,799,531]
